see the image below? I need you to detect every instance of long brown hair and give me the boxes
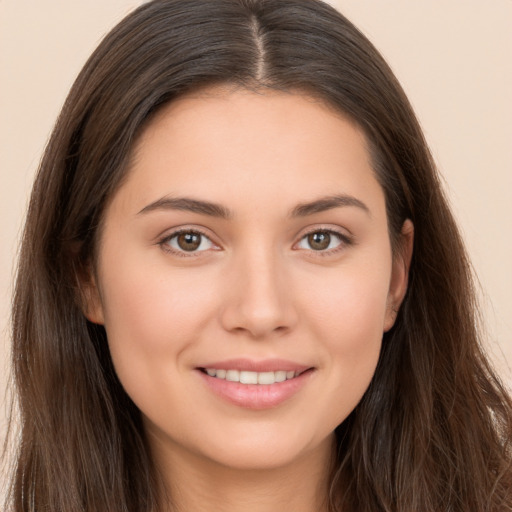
[6,0,512,510]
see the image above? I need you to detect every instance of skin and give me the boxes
[85,88,413,512]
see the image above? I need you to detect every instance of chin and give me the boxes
[193,427,335,472]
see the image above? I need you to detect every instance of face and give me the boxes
[86,88,412,473]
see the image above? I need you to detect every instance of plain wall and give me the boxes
[1,0,511,478]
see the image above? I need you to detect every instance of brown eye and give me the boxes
[297,230,346,252]
[307,232,331,250]
[177,232,201,251]
[166,231,214,253]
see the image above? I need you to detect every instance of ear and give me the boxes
[78,267,105,325]
[383,219,414,332]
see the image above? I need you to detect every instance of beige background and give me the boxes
[1,0,511,473]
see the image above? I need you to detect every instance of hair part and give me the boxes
[6,0,512,510]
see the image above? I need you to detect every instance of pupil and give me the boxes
[308,232,330,250]
[177,232,201,251]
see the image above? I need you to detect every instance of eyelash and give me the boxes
[296,228,353,256]
[159,228,216,258]
[158,227,353,257]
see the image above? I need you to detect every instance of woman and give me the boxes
[5,0,512,510]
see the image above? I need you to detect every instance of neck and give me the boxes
[150,434,335,512]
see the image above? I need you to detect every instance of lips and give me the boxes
[196,359,314,409]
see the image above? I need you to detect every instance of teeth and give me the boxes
[275,371,287,382]
[204,368,301,384]
[226,369,239,382]
[258,371,275,385]
[240,371,258,384]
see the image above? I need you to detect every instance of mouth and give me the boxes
[196,361,315,409]
[199,368,308,385]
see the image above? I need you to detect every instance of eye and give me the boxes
[296,230,348,252]
[163,230,215,254]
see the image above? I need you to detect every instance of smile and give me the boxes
[197,363,314,409]
[202,369,301,385]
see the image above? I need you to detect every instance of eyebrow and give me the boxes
[137,193,370,219]
[290,194,370,217]
[138,196,232,219]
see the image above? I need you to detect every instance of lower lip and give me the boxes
[197,369,314,410]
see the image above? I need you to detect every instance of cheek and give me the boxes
[302,260,390,344]
[297,264,390,417]
[97,254,218,391]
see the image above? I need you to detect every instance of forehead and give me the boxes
[114,88,384,218]
[136,87,366,162]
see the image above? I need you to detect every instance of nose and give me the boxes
[219,247,298,339]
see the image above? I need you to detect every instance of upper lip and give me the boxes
[197,358,312,373]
